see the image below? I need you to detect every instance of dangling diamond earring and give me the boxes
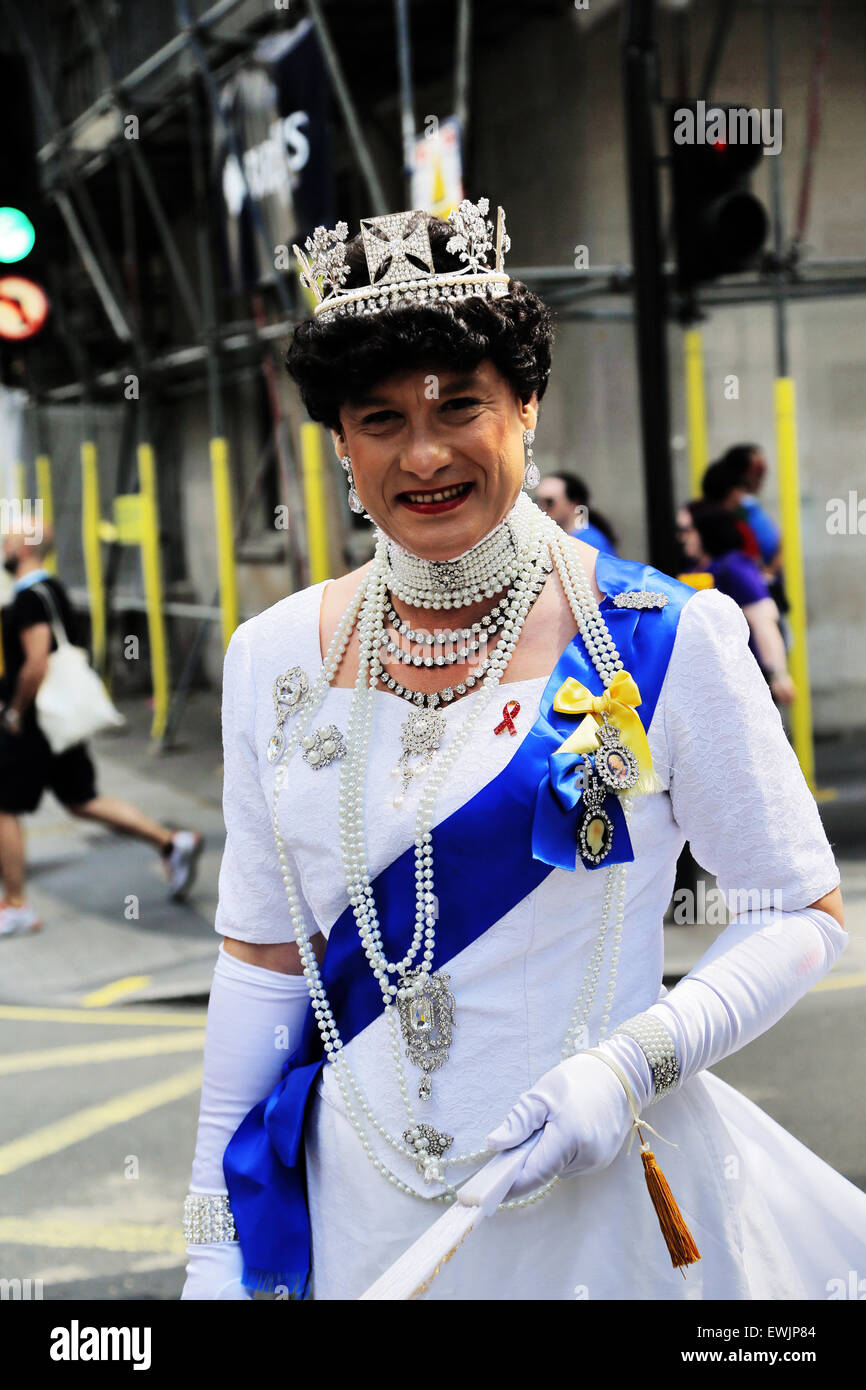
[340,455,365,514]
[522,429,540,490]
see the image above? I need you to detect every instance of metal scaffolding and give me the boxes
[3,0,864,765]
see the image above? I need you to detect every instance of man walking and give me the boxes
[0,532,203,937]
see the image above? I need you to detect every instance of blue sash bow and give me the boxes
[223,555,695,1294]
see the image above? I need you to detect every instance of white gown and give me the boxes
[215,575,866,1300]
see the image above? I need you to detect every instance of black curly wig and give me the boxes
[284,214,555,435]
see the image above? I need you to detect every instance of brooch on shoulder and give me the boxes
[266,665,310,764]
[611,591,669,610]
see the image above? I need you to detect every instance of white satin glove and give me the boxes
[181,1243,251,1301]
[487,902,846,1200]
[646,903,847,1085]
[485,1035,652,1198]
[180,944,311,1301]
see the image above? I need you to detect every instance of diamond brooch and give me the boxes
[266,666,310,764]
[611,591,669,610]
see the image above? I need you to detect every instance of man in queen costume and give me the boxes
[181,200,865,1301]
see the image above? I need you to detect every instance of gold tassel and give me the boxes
[637,1129,701,1272]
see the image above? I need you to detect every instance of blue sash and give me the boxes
[224,555,695,1294]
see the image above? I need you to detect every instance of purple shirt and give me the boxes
[708,551,770,663]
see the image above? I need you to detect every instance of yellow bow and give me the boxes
[552,670,658,795]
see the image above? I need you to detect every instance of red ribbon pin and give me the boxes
[494,700,521,736]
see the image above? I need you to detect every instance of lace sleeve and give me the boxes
[214,623,319,945]
[659,587,840,913]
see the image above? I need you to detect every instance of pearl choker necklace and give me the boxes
[378,490,535,610]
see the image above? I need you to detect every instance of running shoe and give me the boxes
[165,830,204,901]
[0,900,43,937]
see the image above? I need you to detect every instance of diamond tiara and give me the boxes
[292,197,511,324]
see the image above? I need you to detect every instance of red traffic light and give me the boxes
[0,276,49,339]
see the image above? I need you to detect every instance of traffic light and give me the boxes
[0,50,49,342]
[669,101,769,296]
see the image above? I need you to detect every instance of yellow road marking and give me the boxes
[0,1031,205,1076]
[0,1065,203,1177]
[0,1217,185,1255]
[812,970,866,993]
[0,1005,206,1027]
[81,976,151,1008]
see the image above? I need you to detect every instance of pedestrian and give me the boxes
[534,470,619,554]
[716,443,789,616]
[701,457,763,561]
[0,531,204,937]
[181,202,860,1302]
[717,443,782,567]
[676,499,795,704]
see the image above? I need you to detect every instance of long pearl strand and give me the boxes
[268,504,634,1208]
[340,513,550,999]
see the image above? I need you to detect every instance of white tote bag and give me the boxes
[32,583,126,754]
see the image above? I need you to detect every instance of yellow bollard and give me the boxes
[210,436,239,651]
[684,329,709,500]
[774,378,815,792]
[137,443,170,742]
[35,454,56,573]
[80,441,106,673]
[300,422,332,585]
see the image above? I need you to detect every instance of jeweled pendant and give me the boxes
[397,968,456,1101]
[577,767,614,866]
[394,705,446,799]
[578,804,614,864]
[348,485,364,514]
[594,715,640,793]
[266,726,285,764]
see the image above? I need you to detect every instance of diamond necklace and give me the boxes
[385,593,511,646]
[269,506,631,1202]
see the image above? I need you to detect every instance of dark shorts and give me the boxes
[0,721,98,814]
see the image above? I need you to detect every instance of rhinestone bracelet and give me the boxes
[611,1012,680,1102]
[183,1192,238,1244]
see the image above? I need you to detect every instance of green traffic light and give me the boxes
[0,207,36,263]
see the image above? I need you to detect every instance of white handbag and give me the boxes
[32,583,126,754]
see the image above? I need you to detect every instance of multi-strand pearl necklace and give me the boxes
[268,499,631,1208]
[380,557,551,723]
[378,491,534,609]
